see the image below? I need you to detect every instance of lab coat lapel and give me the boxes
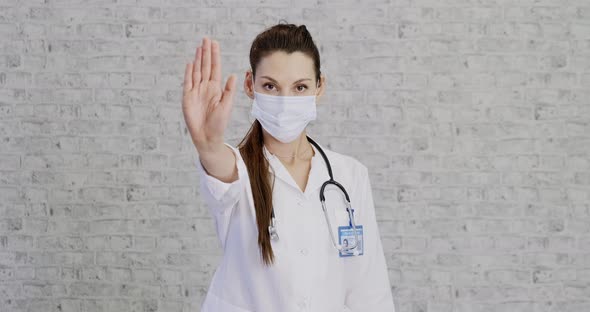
[262,145,294,189]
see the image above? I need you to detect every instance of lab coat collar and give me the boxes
[262,139,330,198]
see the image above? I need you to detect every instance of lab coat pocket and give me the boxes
[323,188,351,242]
[334,207,350,227]
[328,186,352,220]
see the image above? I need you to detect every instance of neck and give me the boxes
[263,130,314,162]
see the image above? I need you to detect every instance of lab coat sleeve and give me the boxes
[344,164,395,312]
[196,142,245,248]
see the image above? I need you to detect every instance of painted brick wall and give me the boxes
[1,0,589,311]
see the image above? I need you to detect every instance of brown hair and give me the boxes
[236,22,322,266]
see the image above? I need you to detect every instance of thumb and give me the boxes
[219,74,237,112]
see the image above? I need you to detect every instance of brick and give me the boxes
[0,1,588,310]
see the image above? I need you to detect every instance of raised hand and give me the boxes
[182,37,237,152]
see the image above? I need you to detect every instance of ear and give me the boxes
[244,70,254,100]
[315,74,326,103]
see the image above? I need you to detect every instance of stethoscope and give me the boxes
[268,135,361,255]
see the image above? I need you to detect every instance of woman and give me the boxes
[182,23,395,312]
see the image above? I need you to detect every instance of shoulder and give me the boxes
[317,143,369,181]
[317,144,372,215]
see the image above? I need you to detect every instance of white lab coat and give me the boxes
[196,140,395,312]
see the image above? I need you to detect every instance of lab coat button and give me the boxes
[297,299,307,309]
[300,248,308,255]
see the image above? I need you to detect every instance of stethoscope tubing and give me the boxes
[269,136,361,254]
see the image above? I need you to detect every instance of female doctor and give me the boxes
[182,23,395,312]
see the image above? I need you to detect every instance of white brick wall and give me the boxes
[1,0,589,311]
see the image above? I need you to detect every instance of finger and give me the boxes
[192,46,202,89]
[183,62,193,93]
[211,39,221,83]
[201,36,211,83]
[219,74,237,112]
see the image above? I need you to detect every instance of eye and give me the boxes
[296,84,308,92]
[263,83,275,91]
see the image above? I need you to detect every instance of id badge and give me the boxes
[338,225,363,257]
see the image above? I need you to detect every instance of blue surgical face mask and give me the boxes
[250,74,319,143]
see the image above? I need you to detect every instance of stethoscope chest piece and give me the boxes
[268,217,279,241]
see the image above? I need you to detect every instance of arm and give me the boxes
[182,36,240,249]
[196,142,245,249]
[344,164,395,311]
[198,140,238,184]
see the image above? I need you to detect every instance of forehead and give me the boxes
[255,50,315,82]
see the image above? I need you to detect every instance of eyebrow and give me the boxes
[260,76,312,84]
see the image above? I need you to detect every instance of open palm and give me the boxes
[182,37,237,149]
